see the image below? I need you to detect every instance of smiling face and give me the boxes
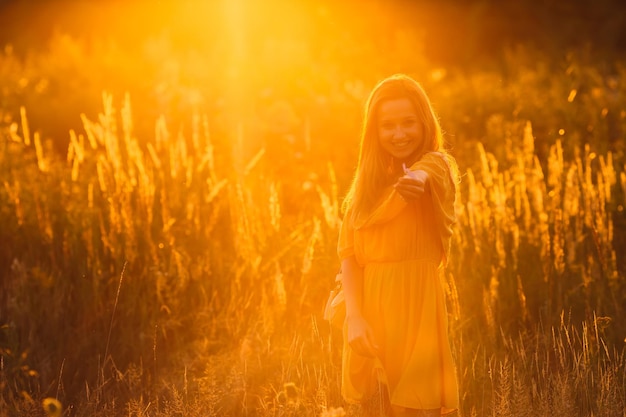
[376,97,423,164]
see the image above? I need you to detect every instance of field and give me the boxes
[1,2,626,416]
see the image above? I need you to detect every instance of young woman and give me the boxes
[338,74,459,416]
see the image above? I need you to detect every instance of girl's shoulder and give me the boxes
[411,151,459,188]
[411,151,455,171]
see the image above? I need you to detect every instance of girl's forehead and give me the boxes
[377,98,416,116]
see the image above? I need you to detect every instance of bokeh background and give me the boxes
[1,0,625,156]
[1,1,625,416]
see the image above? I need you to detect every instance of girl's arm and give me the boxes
[342,255,363,318]
[341,255,379,357]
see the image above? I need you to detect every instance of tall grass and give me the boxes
[1,68,626,417]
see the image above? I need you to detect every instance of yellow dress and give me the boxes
[338,152,459,413]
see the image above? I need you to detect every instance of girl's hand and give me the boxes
[394,165,429,201]
[346,315,380,358]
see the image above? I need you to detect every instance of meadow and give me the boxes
[1,23,626,417]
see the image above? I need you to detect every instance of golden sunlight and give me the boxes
[2,0,626,415]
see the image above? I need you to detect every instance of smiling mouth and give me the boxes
[392,141,412,148]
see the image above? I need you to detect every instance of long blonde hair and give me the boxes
[342,74,452,222]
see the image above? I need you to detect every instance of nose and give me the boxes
[392,125,406,138]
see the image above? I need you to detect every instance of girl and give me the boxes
[338,74,459,416]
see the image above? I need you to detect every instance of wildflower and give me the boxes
[320,407,346,417]
[42,398,62,417]
[276,382,299,406]
[283,382,298,400]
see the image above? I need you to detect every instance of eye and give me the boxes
[380,122,394,130]
[402,119,417,128]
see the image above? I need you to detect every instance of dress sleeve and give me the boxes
[410,152,457,266]
[352,186,407,229]
[337,208,355,260]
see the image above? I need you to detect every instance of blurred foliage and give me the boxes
[0,0,625,161]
